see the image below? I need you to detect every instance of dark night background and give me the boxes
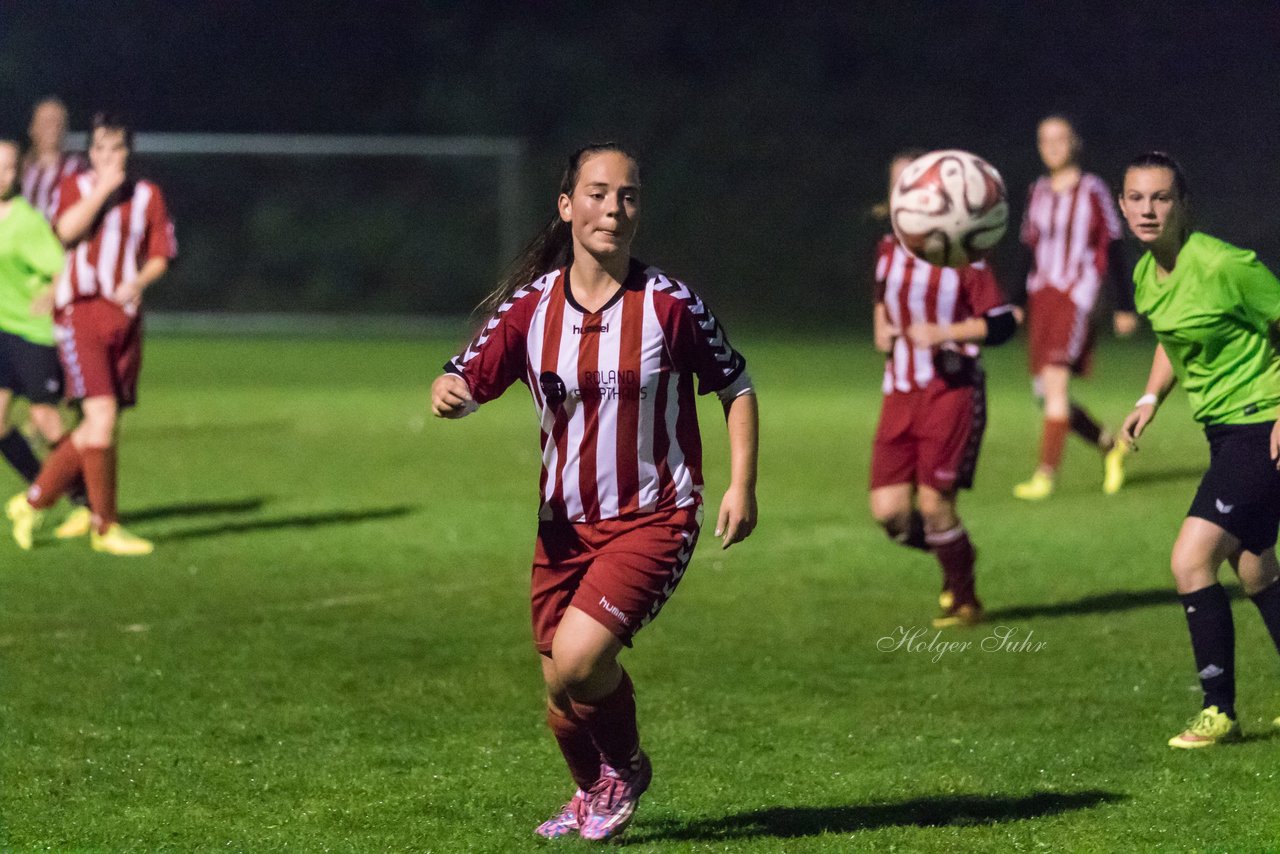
[1,2,1278,328]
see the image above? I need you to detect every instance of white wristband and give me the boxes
[1135,393,1159,409]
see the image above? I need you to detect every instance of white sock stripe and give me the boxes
[925,526,967,546]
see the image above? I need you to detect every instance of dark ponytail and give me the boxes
[475,142,638,317]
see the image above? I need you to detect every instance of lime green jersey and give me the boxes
[0,197,64,346]
[1134,232,1280,425]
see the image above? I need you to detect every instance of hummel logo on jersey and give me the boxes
[573,323,609,335]
[1199,663,1225,680]
[1215,499,1234,514]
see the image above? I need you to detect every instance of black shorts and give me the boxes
[1188,422,1280,553]
[0,329,63,405]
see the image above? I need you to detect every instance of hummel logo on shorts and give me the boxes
[1215,499,1234,514]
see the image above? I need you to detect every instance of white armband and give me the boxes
[1135,393,1159,409]
[715,371,755,404]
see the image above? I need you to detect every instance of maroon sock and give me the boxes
[1039,418,1069,472]
[568,669,641,772]
[27,438,83,510]
[79,445,118,534]
[546,706,601,791]
[928,525,978,606]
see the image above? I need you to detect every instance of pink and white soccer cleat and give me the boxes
[534,789,587,839]
[579,752,652,841]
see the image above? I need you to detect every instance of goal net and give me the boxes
[115,133,525,327]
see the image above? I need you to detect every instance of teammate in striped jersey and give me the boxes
[870,151,1019,627]
[1013,115,1133,501]
[6,114,176,556]
[432,144,757,841]
[20,97,85,222]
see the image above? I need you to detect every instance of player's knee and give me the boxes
[915,493,956,532]
[869,493,910,533]
[1169,546,1217,592]
[551,648,608,695]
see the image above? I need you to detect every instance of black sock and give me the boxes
[1181,584,1236,718]
[1249,580,1280,656]
[890,510,928,552]
[1068,402,1106,449]
[0,428,41,482]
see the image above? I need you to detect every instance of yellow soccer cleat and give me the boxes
[1168,706,1241,749]
[5,492,42,551]
[1012,471,1054,501]
[90,523,154,556]
[1103,441,1128,495]
[55,506,93,539]
[932,602,984,628]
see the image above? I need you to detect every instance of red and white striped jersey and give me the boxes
[447,262,747,523]
[21,152,86,222]
[874,235,1009,394]
[53,173,177,311]
[1020,172,1122,309]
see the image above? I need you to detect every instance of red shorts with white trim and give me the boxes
[1027,287,1094,376]
[531,505,702,653]
[870,376,986,493]
[54,298,143,408]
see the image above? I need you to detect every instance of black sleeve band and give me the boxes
[1107,239,1136,312]
[983,308,1017,346]
[1008,245,1033,307]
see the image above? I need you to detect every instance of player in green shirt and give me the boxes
[0,138,83,515]
[1118,152,1280,749]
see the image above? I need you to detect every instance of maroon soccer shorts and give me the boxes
[54,297,143,408]
[531,505,702,653]
[1027,287,1094,376]
[870,377,986,493]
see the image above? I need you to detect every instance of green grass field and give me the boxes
[4,331,1280,852]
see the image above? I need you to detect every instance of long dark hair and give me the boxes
[475,142,638,317]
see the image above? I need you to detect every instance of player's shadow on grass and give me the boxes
[120,496,270,523]
[985,586,1246,621]
[148,505,416,542]
[1121,463,1206,487]
[628,789,1125,843]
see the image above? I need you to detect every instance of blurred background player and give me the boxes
[0,138,90,532]
[1013,115,1134,501]
[432,143,758,840]
[21,97,85,223]
[869,151,1020,627]
[1118,153,1280,748]
[6,113,176,556]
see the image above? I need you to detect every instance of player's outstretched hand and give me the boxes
[715,482,757,550]
[1119,403,1156,450]
[1270,419,1280,470]
[29,286,53,317]
[1114,311,1139,337]
[431,374,474,419]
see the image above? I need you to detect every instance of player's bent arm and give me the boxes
[906,306,1017,349]
[1120,344,1177,447]
[716,385,758,550]
[431,373,476,419]
[873,302,898,353]
[55,178,121,246]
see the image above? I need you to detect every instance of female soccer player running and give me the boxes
[1013,115,1134,501]
[0,140,80,511]
[1118,152,1280,748]
[431,144,758,840]
[870,152,1019,627]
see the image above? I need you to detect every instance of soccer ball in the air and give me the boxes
[890,149,1008,267]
